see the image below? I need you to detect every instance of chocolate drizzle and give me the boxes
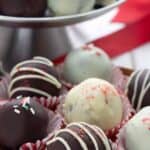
[9,57,62,98]
[46,122,111,150]
[126,69,150,111]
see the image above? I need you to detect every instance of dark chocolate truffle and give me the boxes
[0,0,47,17]
[0,97,49,149]
[126,69,150,111]
[46,122,112,150]
[8,57,62,98]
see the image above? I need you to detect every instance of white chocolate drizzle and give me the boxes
[47,137,71,150]
[46,122,111,150]
[67,123,99,150]
[9,74,61,93]
[126,69,150,111]
[81,122,111,150]
[137,82,150,111]
[9,57,62,98]
[9,87,51,98]
[131,70,143,106]
[55,129,88,150]
[11,59,53,76]
[125,70,139,95]
[33,56,54,66]
[10,67,61,89]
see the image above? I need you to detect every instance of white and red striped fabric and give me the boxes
[55,0,150,69]
[92,0,150,58]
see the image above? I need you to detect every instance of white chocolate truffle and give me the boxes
[63,78,123,131]
[63,45,112,84]
[48,0,95,16]
[122,107,150,150]
[96,0,116,6]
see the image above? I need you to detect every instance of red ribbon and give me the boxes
[92,0,150,58]
[92,14,150,58]
[113,0,150,24]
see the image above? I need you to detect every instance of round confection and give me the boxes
[46,122,112,150]
[0,0,47,17]
[119,107,150,150]
[63,78,123,131]
[48,0,95,16]
[0,97,49,149]
[8,57,62,98]
[96,0,116,6]
[62,45,112,85]
[126,69,150,111]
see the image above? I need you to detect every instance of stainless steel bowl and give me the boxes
[0,0,125,27]
[0,0,125,70]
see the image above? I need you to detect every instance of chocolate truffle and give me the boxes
[119,107,150,150]
[47,122,112,150]
[0,0,47,17]
[63,78,123,131]
[48,0,95,16]
[126,69,150,111]
[62,45,112,84]
[0,97,49,149]
[96,0,116,6]
[8,56,62,98]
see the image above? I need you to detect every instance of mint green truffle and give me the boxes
[96,0,116,6]
[62,45,113,84]
[48,0,95,16]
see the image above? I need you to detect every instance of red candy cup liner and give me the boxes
[111,67,128,92]
[59,64,129,92]
[0,99,9,107]
[115,124,128,150]
[31,95,66,111]
[106,90,135,142]
[9,94,66,112]
[20,140,46,150]
[0,74,10,99]
[20,109,66,150]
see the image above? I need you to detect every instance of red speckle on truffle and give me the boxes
[86,95,95,101]
[82,45,92,51]
[91,86,98,91]
[79,129,85,138]
[95,51,102,56]
[142,118,150,130]
[101,85,117,96]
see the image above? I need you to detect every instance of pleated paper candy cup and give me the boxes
[115,124,128,150]
[0,74,10,99]
[19,105,66,150]
[31,95,66,111]
[106,90,135,142]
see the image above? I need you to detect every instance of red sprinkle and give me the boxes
[142,118,150,130]
[95,51,102,56]
[82,45,92,51]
